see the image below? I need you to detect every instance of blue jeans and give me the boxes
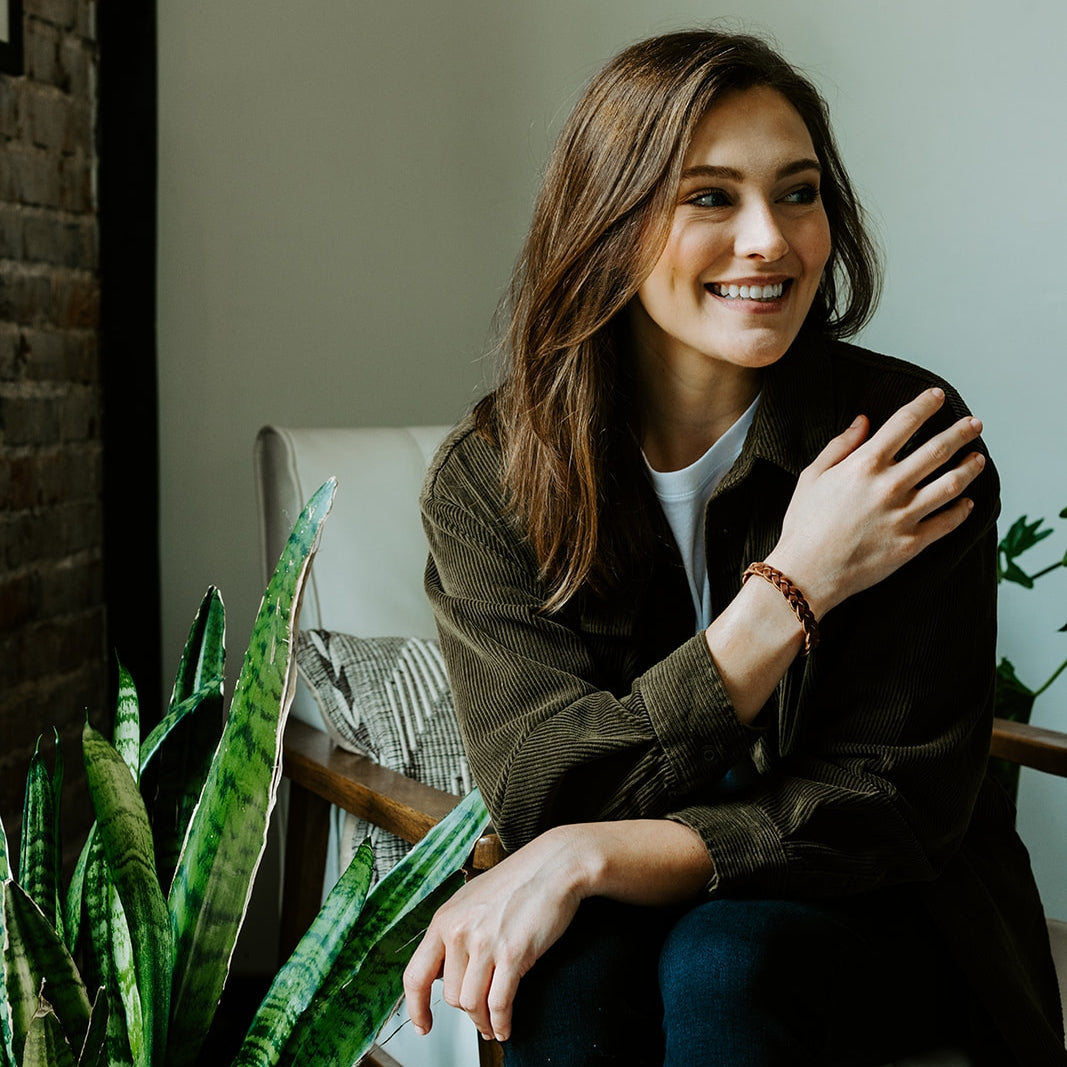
[502,893,995,1066]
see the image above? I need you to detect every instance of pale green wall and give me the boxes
[158,0,1067,937]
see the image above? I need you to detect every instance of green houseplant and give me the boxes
[992,508,1067,799]
[0,480,489,1067]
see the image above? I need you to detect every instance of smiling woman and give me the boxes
[400,28,1066,1067]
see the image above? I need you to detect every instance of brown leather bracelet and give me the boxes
[742,562,820,655]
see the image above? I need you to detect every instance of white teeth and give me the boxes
[712,282,785,300]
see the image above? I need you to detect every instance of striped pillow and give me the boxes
[296,630,471,878]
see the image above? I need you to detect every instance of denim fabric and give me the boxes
[502,895,987,1067]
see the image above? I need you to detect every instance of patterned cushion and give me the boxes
[296,630,471,878]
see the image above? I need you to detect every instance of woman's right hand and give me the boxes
[766,387,985,619]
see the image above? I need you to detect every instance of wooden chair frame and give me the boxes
[280,715,1067,1067]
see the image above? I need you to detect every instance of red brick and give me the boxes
[0,571,37,628]
[0,206,24,259]
[0,79,18,139]
[22,22,61,89]
[0,325,18,376]
[24,87,84,155]
[24,0,76,31]
[50,271,98,328]
[38,554,103,616]
[21,328,97,381]
[1,444,100,509]
[0,144,64,210]
[22,213,97,270]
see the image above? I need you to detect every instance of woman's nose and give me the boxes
[735,202,789,261]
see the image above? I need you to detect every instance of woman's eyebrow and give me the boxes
[680,158,823,181]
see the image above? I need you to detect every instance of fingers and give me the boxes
[864,387,951,463]
[806,413,869,475]
[403,933,444,1036]
[910,450,985,522]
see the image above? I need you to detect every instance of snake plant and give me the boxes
[0,480,490,1066]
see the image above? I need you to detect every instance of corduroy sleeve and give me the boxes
[668,438,1002,900]
[421,422,757,854]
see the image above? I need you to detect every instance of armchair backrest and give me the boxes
[254,425,449,725]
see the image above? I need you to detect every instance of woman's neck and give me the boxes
[638,357,762,473]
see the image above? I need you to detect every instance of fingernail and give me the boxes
[931,387,945,400]
[850,414,864,429]
[414,1025,427,1036]
[970,417,982,432]
[974,452,986,468]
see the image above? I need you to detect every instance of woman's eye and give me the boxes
[782,184,820,205]
[688,189,731,208]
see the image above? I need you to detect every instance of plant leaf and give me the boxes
[1000,559,1034,589]
[18,738,60,937]
[290,872,464,1066]
[1,881,92,1058]
[113,661,141,784]
[106,878,145,1067]
[232,841,375,1067]
[166,479,336,1067]
[76,990,108,1067]
[148,590,228,893]
[21,992,77,1067]
[277,787,490,1064]
[168,586,226,708]
[83,837,132,1067]
[62,826,92,959]
[0,825,16,1067]
[83,724,171,1066]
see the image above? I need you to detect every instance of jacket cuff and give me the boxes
[635,633,759,795]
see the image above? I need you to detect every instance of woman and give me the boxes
[403,29,1064,1066]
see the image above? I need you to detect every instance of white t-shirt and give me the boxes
[645,396,759,630]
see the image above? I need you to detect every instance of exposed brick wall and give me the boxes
[0,0,104,863]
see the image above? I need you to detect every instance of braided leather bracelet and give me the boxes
[742,562,821,655]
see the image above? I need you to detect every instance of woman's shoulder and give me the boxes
[421,409,511,526]
[825,340,974,421]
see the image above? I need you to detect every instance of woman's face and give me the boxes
[631,85,832,386]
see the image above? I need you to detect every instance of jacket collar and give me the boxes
[718,334,839,494]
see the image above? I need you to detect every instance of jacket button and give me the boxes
[702,746,716,763]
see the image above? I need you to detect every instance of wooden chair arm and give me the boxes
[990,716,1067,778]
[282,718,505,869]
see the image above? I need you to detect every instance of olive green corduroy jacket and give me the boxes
[420,338,1065,1064]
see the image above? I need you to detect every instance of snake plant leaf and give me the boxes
[106,878,145,1067]
[168,586,226,707]
[19,738,60,935]
[289,872,464,1067]
[76,990,108,1067]
[1,826,16,1067]
[21,992,77,1067]
[149,589,227,893]
[83,724,171,1067]
[166,479,335,1067]
[278,787,490,1064]
[62,825,92,958]
[2,881,92,1058]
[83,838,132,1067]
[232,840,375,1067]
[113,661,141,783]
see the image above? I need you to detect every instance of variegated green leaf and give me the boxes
[232,840,375,1067]
[76,989,108,1067]
[62,825,92,959]
[138,678,224,774]
[19,739,60,938]
[1,820,16,1067]
[166,479,335,1067]
[84,838,131,1067]
[113,661,141,784]
[106,879,145,1067]
[169,586,226,708]
[21,992,77,1067]
[83,725,171,1066]
[278,787,490,1063]
[289,872,464,1066]
[150,589,227,893]
[2,882,91,1058]
[50,728,65,941]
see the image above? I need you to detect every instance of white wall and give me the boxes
[157,0,1067,945]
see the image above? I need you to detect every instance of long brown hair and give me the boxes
[476,29,882,611]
